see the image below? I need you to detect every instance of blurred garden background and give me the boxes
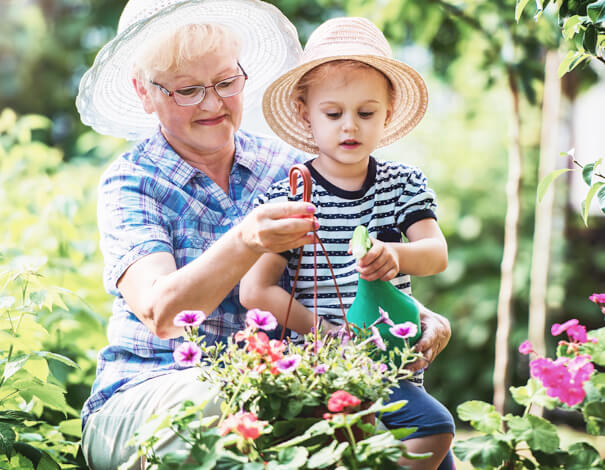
[1,0,604,468]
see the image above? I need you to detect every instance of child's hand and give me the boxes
[350,238,399,281]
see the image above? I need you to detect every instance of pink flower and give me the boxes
[371,307,395,327]
[519,340,533,355]
[173,310,205,327]
[173,341,202,366]
[365,326,386,351]
[589,293,605,304]
[275,354,301,373]
[219,411,267,440]
[267,339,286,362]
[327,390,361,412]
[389,322,418,339]
[551,319,579,336]
[566,324,589,343]
[314,364,328,375]
[529,354,594,406]
[245,309,278,331]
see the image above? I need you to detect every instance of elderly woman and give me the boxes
[76,0,453,469]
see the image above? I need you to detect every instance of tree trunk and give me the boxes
[529,51,562,358]
[493,68,523,414]
[527,51,562,416]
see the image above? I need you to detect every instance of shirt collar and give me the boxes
[145,129,256,188]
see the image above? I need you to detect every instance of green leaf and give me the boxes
[0,423,16,457]
[583,401,605,435]
[587,0,605,22]
[583,24,598,53]
[13,379,69,413]
[266,447,308,470]
[598,186,605,214]
[583,162,596,186]
[307,440,348,469]
[510,378,558,409]
[567,441,605,468]
[516,0,532,21]
[457,400,503,433]
[389,426,417,440]
[58,419,82,438]
[537,168,572,202]
[562,15,584,39]
[2,355,29,381]
[0,411,32,425]
[582,182,605,225]
[453,435,511,468]
[558,50,590,76]
[23,357,49,382]
[506,415,560,453]
[32,351,78,369]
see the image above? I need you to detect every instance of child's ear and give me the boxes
[384,107,393,127]
[295,98,311,128]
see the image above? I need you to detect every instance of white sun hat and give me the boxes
[262,17,428,154]
[76,0,302,141]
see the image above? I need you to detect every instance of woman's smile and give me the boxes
[195,114,227,126]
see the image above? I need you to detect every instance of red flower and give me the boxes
[267,339,286,362]
[327,390,361,412]
[247,331,270,356]
[219,411,267,440]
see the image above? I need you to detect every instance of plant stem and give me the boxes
[218,368,250,425]
[0,344,14,390]
[344,421,358,469]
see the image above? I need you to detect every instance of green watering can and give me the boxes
[346,226,422,349]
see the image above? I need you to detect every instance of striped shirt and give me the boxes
[256,157,437,324]
[82,129,308,429]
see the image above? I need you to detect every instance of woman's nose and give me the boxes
[199,87,222,111]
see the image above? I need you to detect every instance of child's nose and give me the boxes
[341,115,358,132]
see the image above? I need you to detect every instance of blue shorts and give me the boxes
[380,380,456,470]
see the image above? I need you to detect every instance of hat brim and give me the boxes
[76,0,302,140]
[262,55,428,154]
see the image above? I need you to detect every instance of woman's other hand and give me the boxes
[238,202,318,254]
[407,303,451,372]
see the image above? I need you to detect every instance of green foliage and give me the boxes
[0,109,120,468]
[539,150,605,225]
[455,310,605,468]
[515,0,605,75]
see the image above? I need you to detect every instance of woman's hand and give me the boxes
[407,303,451,372]
[238,202,318,254]
[351,238,400,281]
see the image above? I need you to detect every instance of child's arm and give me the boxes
[356,218,447,281]
[240,253,339,334]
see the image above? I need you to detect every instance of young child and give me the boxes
[240,17,447,340]
[240,17,454,470]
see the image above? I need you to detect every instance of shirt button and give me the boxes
[232,174,241,184]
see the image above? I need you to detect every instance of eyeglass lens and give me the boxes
[173,75,246,106]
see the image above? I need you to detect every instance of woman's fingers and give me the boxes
[407,304,451,371]
[239,203,318,253]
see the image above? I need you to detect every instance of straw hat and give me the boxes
[262,17,428,154]
[76,0,302,141]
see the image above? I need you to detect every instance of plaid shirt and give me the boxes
[82,129,308,429]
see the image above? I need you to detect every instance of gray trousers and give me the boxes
[81,368,222,470]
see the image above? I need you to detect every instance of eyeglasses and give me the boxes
[150,63,248,107]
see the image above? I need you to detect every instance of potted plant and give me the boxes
[128,308,432,469]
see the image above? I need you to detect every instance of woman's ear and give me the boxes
[295,98,311,129]
[132,77,155,115]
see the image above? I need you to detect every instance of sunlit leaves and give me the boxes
[537,168,572,202]
[587,0,605,23]
[510,378,558,409]
[453,434,511,468]
[457,400,503,433]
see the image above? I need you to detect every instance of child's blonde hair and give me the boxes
[291,60,395,106]
[132,23,242,82]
